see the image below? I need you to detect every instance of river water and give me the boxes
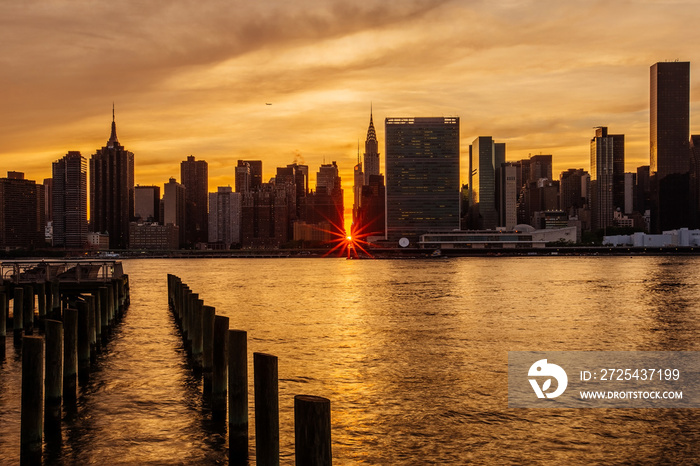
[1,256,700,464]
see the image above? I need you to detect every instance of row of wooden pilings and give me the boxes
[166,273,332,466]
[0,276,130,464]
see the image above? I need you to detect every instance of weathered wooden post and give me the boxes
[187,293,199,356]
[20,335,44,464]
[76,300,90,379]
[0,291,6,359]
[295,395,332,466]
[85,295,96,363]
[99,286,109,339]
[37,282,46,322]
[44,319,64,426]
[212,315,229,419]
[107,284,115,327]
[254,352,279,466]
[92,291,102,351]
[23,284,34,335]
[63,308,78,402]
[181,287,191,346]
[51,279,60,319]
[202,305,215,393]
[22,285,32,334]
[13,287,24,345]
[192,298,204,370]
[229,329,248,461]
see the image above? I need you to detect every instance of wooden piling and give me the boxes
[37,282,46,322]
[86,295,96,362]
[51,280,60,318]
[63,308,78,402]
[13,287,24,345]
[202,305,215,393]
[212,315,229,419]
[20,335,44,463]
[0,292,6,359]
[107,285,115,327]
[44,319,64,425]
[77,301,90,378]
[23,284,34,335]
[99,287,108,339]
[294,395,332,466]
[254,352,279,466]
[229,329,248,461]
[92,291,102,350]
[192,298,204,370]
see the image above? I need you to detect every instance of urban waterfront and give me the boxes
[1,256,700,464]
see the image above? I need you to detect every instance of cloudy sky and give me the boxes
[2,0,700,226]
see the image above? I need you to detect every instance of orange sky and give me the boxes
[3,1,700,230]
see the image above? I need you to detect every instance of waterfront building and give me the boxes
[129,222,179,250]
[52,151,88,248]
[134,185,161,223]
[590,127,624,230]
[559,168,589,215]
[498,162,518,230]
[90,110,134,249]
[419,225,577,249]
[0,171,45,249]
[181,155,208,245]
[208,186,241,248]
[385,117,460,241]
[468,136,504,230]
[650,61,691,232]
[163,177,186,247]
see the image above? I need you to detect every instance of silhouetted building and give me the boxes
[241,182,292,248]
[590,127,624,230]
[134,185,161,223]
[316,162,341,193]
[364,110,380,184]
[209,186,241,248]
[237,160,263,191]
[690,136,700,227]
[52,151,87,248]
[650,61,691,232]
[43,178,52,223]
[560,168,589,215]
[163,177,186,247]
[89,110,134,249]
[385,117,460,241]
[181,155,208,245]
[129,223,179,250]
[498,162,518,229]
[468,137,503,230]
[353,159,363,225]
[0,172,45,249]
[235,161,251,193]
[357,174,386,238]
[529,155,553,183]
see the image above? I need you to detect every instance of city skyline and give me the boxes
[4,1,700,229]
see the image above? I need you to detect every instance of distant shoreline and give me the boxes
[2,246,700,260]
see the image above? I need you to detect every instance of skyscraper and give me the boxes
[0,172,45,249]
[650,61,691,231]
[590,127,624,230]
[468,136,504,230]
[181,155,208,245]
[90,109,134,249]
[134,185,161,223]
[385,117,460,241]
[364,110,380,184]
[163,177,186,248]
[52,151,87,248]
[208,186,241,248]
[237,160,263,191]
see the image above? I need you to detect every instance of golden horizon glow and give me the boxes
[3,1,700,233]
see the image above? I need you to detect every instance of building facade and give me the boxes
[590,127,624,230]
[181,155,208,245]
[89,111,134,249]
[52,151,88,248]
[385,117,460,241]
[163,177,186,248]
[208,186,241,248]
[134,185,161,223]
[0,172,45,249]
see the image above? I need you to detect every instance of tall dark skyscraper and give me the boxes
[52,151,88,248]
[181,155,208,245]
[364,110,380,184]
[90,110,134,249]
[0,172,45,249]
[650,61,691,231]
[134,185,161,223]
[237,160,263,191]
[468,136,504,230]
[590,127,624,230]
[385,117,460,241]
[163,177,186,248]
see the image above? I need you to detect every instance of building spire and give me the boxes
[366,105,377,143]
[108,103,118,147]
